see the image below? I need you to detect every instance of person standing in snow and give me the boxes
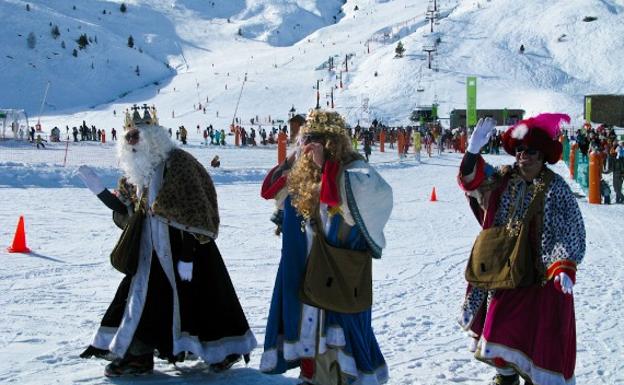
[458,115,585,385]
[179,125,187,145]
[613,141,624,203]
[35,134,47,149]
[77,105,256,377]
[259,110,392,385]
[362,128,373,162]
[203,128,209,146]
[413,129,422,162]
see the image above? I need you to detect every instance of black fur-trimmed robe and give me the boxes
[83,149,256,363]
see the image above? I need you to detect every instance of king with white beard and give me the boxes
[77,105,256,377]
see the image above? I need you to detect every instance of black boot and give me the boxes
[489,373,520,385]
[79,345,112,360]
[209,354,242,373]
[104,353,154,377]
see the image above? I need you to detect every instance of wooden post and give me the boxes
[588,151,601,204]
[277,132,287,164]
[397,131,405,158]
[569,143,576,179]
[460,132,467,153]
[234,126,240,147]
[379,130,385,153]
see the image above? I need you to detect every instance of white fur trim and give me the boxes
[326,325,347,348]
[480,339,575,385]
[259,348,279,372]
[175,329,256,364]
[337,349,389,385]
[91,326,116,350]
[511,123,529,140]
[93,211,153,358]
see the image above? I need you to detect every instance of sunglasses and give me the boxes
[302,133,326,144]
[515,145,539,156]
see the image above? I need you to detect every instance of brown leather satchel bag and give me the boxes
[300,215,373,314]
[110,199,145,276]
[465,169,553,290]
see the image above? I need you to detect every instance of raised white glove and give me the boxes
[77,165,105,194]
[467,117,496,154]
[554,272,574,295]
[177,261,193,282]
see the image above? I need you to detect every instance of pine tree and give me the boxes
[61,40,66,49]
[120,3,127,13]
[51,24,61,39]
[27,32,36,49]
[127,35,134,48]
[238,28,242,36]
[76,33,89,49]
[135,65,140,76]
[72,48,78,57]
[395,41,405,58]
[26,4,31,11]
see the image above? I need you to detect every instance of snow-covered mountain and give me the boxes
[2,0,623,129]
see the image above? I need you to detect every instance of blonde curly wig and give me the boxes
[287,110,360,219]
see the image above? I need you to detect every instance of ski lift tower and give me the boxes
[416,65,425,92]
[423,45,437,70]
[425,9,436,33]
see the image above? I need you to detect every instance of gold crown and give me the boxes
[124,104,159,130]
[301,109,347,136]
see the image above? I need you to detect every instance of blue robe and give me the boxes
[260,197,388,384]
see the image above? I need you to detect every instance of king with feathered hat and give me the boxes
[457,114,586,385]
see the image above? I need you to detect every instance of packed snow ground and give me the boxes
[2,0,624,383]
[1,136,623,385]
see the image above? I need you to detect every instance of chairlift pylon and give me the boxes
[416,65,425,92]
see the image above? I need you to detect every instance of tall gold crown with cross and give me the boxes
[123,104,159,131]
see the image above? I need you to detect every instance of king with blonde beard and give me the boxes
[259,109,393,385]
[77,105,256,377]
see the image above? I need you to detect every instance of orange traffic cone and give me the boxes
[7,216,30,253]
[430,187,438,202]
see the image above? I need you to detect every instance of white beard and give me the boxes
[117,125,175,188]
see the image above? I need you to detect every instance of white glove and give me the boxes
[467,117,496,154]
[177,261,193,282]
[554,272,574,295]
[77,165,105,194]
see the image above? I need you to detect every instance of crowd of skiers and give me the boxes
[568,123,624,203]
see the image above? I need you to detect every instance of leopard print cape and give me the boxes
[149,149,220,243]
